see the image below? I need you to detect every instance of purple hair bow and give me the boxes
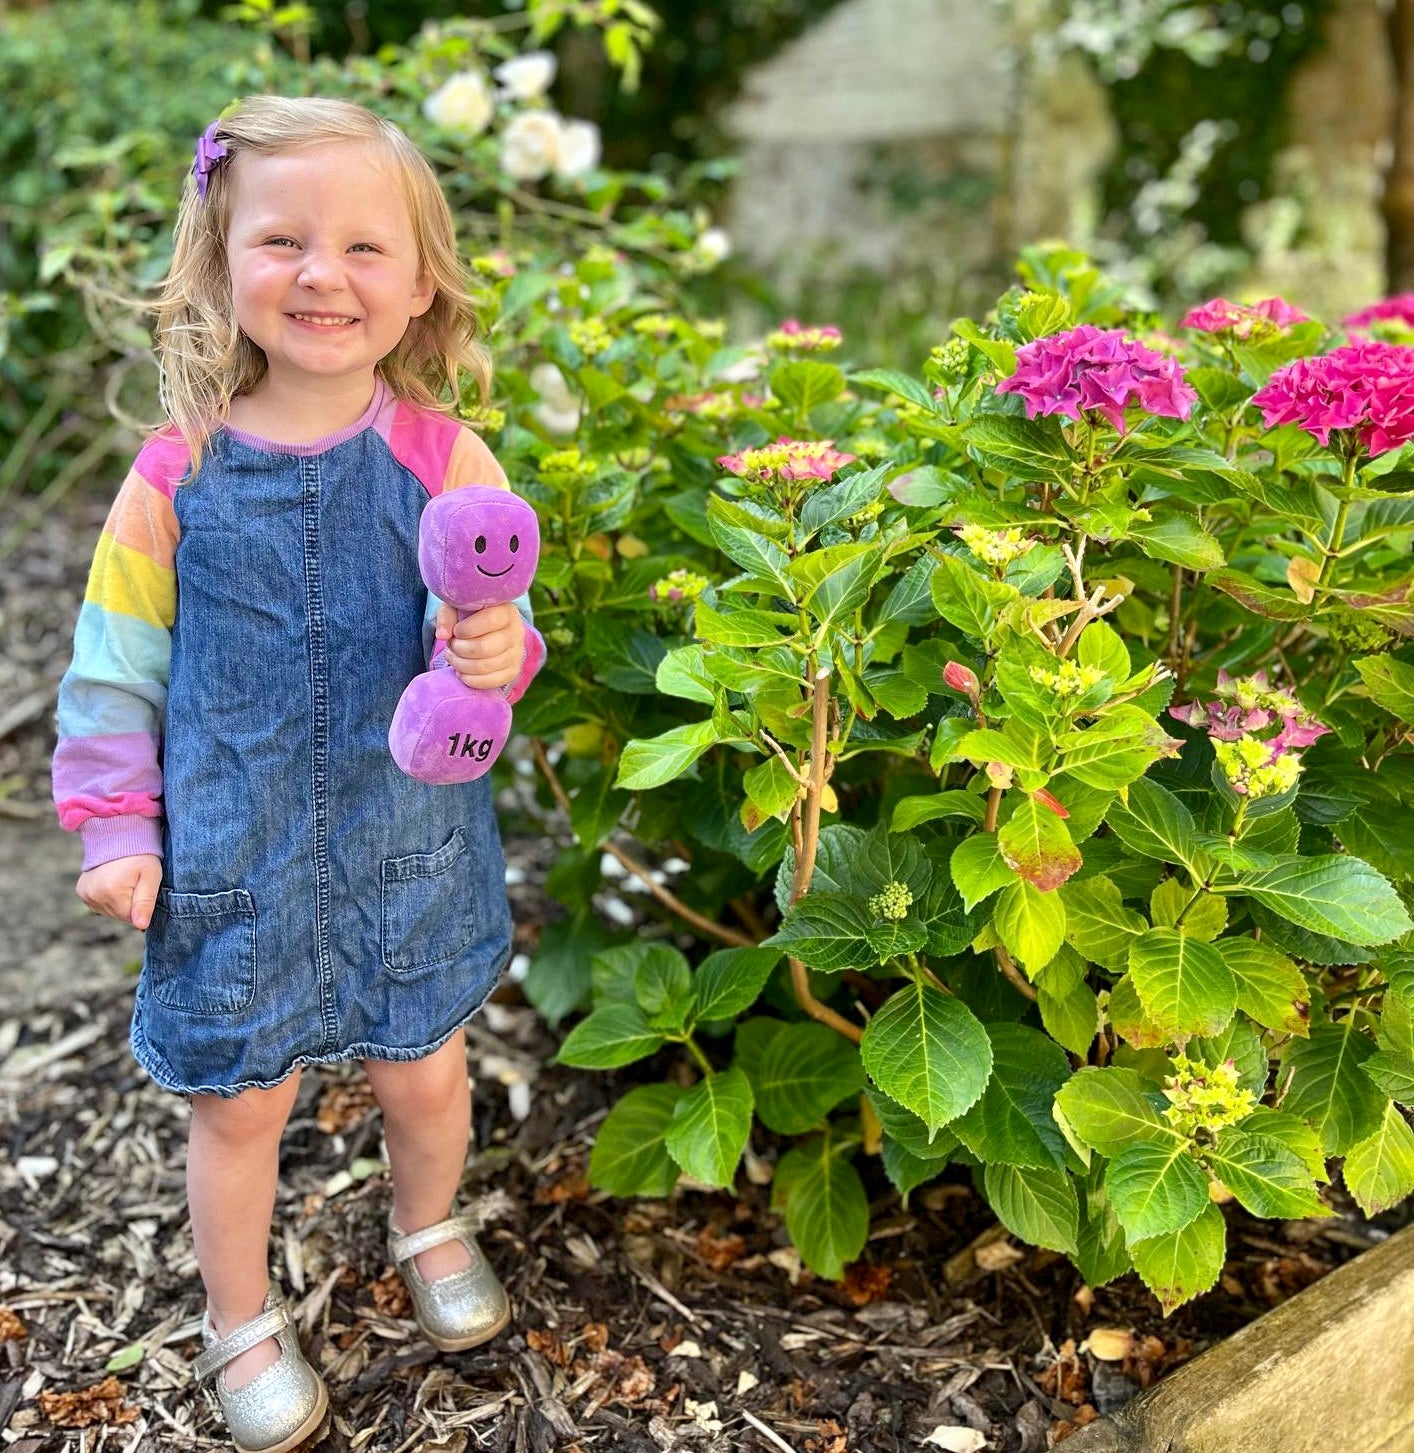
[193,121,229,199]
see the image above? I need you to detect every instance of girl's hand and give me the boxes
[435,602,526,690]
[76,853,163,931]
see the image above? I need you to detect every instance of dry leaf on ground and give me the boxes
[38,1376,139,1428]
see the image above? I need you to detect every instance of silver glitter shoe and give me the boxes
[388,1211,511,1352]
[192,1287,328,1453]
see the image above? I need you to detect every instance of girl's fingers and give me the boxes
[130,872,160,931]
[451,603,517,639]
[450,649,521,687]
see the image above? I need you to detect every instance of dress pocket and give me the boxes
[146,887,258,1015]
[380,826,477,977]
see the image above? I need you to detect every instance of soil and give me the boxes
[0,491,1406,1453]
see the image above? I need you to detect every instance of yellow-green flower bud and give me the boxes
[867,881,914,921]
[957,524,1038,569]
[1029,660,1107,698]
[1161,1055,1257,1139]
[569,318,613,358]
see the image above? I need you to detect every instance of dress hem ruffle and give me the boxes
[129,952,508,1099]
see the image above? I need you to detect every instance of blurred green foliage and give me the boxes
[1101,0,1334,258]
[0,0,296,520]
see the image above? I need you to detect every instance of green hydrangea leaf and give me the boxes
[773,1139,870,1280]
[861,979,993,1133]
[1201,1130,1326,1220]
[1129,1201,1227,1314]
[983,1162,1079,1255]
[993,878,1067,974]
[1234,856,1413,947]
[663,1067,754,1188]
[1282,1021,1385,1155]
[750,1021,865,1135]
[589,1084,686,1197]
[1343,1102,1414,1215]
[1052,1067,1170,1160]
[1104,1138,1210,1242]
[1128,928,1238,1039]
[556,1004,666,1069]
[952,1022,1072,1169]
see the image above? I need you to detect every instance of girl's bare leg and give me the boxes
[364,1032,473,1281]
[187,1071,302,1389]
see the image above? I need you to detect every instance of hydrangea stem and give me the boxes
[530,739,755,949]
[993,945,1037,1002]
[1316,448,1360,588]
[787,666,865,1044]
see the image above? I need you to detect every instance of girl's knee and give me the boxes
[365,1041,468,1121]
[190,1071,301,1142]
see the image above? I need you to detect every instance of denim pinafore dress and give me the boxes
[131,382,512,1097]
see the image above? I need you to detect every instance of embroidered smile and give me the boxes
[477,564,513,577]
[290,313,359,326]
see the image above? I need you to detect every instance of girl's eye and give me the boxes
[349,243,379,254]
[265,237,298,248]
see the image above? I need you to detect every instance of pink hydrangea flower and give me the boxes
[717,437,856,484]
[1180,296,1310,339]
[994,325,1197,433]
[1169,671,1329,753]
[767,319,843,352]
[1344,294,1414,332]
[1248,339,1414,456]
[1170,673,1330,798]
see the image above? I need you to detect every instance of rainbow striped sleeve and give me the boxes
[52,436,183,870]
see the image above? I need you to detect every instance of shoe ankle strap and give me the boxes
[192,1303,290,1384]
[389,1213,478,1265]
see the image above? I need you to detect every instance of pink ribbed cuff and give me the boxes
[79,814,164,871]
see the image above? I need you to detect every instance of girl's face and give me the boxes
[225,140,436,399]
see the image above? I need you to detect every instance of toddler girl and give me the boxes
[51,95,545,1453]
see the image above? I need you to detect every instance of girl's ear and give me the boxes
[410,269,436,318]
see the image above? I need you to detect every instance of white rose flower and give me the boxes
[422,71,494,138]
[694,226,731,267]
[554,118,602,179]
[493,50,558,102]
[501,110,562,183]
[530,362,581,435]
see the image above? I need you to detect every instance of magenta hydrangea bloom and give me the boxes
[1180,296,1309,338]
[1248,339,1414,456]
[1345,294,1414,332]
[994,325,1197,433]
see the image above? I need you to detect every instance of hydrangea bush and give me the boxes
[493,242,1414,1313]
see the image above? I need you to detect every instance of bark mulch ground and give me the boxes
[1,491,1407,1453]
[1,977,1406,1453]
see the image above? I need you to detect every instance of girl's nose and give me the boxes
[297,251,345,290]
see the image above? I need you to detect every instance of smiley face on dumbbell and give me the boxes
[472,529,523,580]
[421,489,539,608]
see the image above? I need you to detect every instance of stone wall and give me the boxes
[720,0,1397,324]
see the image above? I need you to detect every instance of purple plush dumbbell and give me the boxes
[389,485,540,784]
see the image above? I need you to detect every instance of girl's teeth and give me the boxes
[295,315,356,326]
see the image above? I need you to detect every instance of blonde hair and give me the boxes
[155,95,490,468]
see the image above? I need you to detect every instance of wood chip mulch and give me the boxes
[2,979,1408,1453]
